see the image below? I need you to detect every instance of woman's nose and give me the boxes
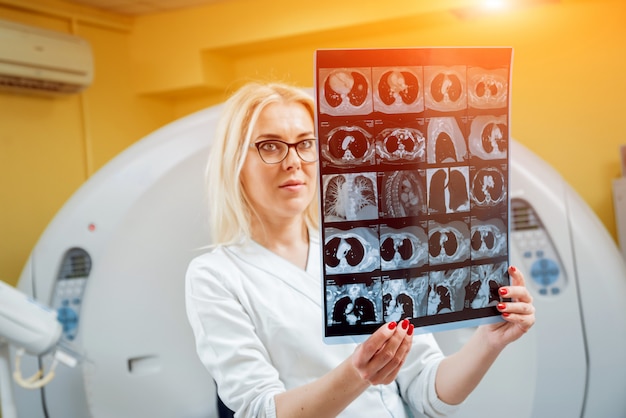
[282,146,302,168]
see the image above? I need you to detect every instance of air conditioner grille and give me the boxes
[0,74,82,94]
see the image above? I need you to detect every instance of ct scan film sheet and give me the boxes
[315,47,512,344]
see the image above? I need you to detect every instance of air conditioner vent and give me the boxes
[0,74,83,94]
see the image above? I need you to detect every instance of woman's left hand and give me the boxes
[484,265,536,349]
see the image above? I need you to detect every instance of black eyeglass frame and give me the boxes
[251,138,318,164]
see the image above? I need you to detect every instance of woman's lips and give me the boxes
[280,179,305,190]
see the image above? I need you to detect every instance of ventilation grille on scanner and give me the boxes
[58,248,92,280]
[511,198,543,232]
[0,74,83,94]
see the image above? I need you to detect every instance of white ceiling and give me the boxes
[64,0,225,16]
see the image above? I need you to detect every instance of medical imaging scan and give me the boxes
[427,268,470,315]
[424,66,467,112]
[381,170,426,218]
[319,68,373,116]
[468,115,508,160]
[426,117,468,164]
[316,47,512,340]
[382,278,417,322]
[327,281,381,326]
[406,277,429,317]
[465,262,508,309]
[470,217,507,260]
[324,226,380,274]
[323,172,378,222]
[372,67,424,113]
[467,67,508,110]
[379,225,428,270]
[427,167,470,214]
[375,127,425,164]
[321,125,376,168]
[470,165,507,207]
[428,219,471,265]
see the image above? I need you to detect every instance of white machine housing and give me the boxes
[9,98,626,417]
[0,281,61,356]
[0,19,93,95]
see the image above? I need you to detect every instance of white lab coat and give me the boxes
[185,231,459,418]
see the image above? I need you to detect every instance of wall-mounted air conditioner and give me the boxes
[0,19,94,95]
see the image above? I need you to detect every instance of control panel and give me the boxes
[510,198,566,296]
[49,248,91,340]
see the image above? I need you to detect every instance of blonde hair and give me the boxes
[206,82,319,245]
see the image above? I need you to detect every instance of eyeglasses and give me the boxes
[252,139,318,164]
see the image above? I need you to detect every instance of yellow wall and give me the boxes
[1,0,625,287]
[0,0,175,285]
[131,0,626,243]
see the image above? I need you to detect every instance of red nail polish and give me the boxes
[497,303,506,311]
[408,324,414,336]
[388,322,397,330]
[499,287,508,296]
[401,319,409,330]
[502,312,510,317]
[509,266,516,273]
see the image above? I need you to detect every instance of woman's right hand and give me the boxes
[273,320,414,417]
[351,320,414,385]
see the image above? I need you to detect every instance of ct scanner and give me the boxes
[5,94,626,418]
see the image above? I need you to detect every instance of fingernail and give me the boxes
[502,312,510,317]
[388,322,397,330]
[401,319,409,330]
[408,324,414,336]
[499,287,508,296]
[497,303,506,311]
[509,266,517,273]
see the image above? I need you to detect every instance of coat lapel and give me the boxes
[225,231,322,307]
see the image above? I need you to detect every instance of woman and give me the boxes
[185,82,535,418]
